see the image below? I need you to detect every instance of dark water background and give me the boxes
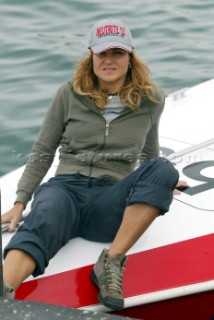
[1,0,213,176]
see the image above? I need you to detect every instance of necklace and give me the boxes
[108,92,118,100]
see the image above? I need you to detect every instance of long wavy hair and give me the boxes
[71,51,161,110]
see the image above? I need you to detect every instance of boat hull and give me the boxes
[1,79,214,319]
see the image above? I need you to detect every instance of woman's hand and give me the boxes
[1,202,24,232]
[173,180,189,195]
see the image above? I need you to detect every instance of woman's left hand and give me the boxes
[173,180,189,195]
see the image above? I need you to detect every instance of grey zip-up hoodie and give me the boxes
[16,82,165,206]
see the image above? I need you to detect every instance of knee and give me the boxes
[137,157,179,189]
[154,157,179,189]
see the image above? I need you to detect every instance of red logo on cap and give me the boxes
[96,25,126,38]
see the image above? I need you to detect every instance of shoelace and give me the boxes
[104,263,124,294]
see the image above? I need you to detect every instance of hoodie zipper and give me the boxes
[88,119,110,178]
[88,109,131,178]
[105,123,110,136]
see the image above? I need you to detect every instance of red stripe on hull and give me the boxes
[16,234,214,312]
[113,290,214,320]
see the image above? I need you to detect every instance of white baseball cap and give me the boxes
[88,18,135,54]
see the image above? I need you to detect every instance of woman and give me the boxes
[2,18,186,311]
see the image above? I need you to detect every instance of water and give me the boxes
[1,0,214,176]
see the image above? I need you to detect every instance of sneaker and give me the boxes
[90,248,128,311]
[3,282,15,299]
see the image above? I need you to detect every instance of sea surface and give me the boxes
[1,0,214,176]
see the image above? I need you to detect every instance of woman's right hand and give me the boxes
[1,202,24,232]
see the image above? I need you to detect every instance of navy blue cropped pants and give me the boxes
[4,157,179,276]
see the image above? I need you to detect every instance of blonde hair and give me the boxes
[71,51,161,110]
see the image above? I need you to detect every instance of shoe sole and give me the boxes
[90,269,124,311]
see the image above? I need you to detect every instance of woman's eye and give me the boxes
[97,49,125,57]
[113,50,125,55]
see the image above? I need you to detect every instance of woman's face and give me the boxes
[92,48,130,93]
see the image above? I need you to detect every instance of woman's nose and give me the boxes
[104,53,113,62]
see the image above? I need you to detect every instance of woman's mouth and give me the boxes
[103,67,116,72]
